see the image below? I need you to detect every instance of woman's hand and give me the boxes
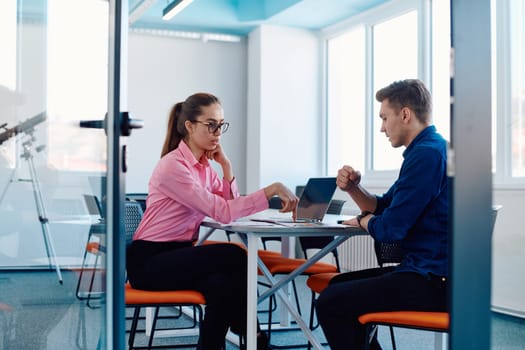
[206,144,233,181]
[205,144,230,166]
[264,182,299,220]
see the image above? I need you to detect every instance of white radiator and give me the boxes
[339,235,378,271]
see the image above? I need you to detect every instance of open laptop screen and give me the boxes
[83,194,103,217]
[88,175,107,217]
[297,177,337,222]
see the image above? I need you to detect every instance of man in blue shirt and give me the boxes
[316,79,449,350]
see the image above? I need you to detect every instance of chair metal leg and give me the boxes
[291,280,302,316]
[267,293,275,343]
[75,247,90,300]
[389,326,397,350]
[364,324,379,350]
[307,291,316,350]
[76,241,104,308]
[86,253,102,309]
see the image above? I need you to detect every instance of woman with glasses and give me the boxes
[126,92,298,349]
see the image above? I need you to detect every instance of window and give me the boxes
[0,1,16,90]
[0,2,18,168]
[493,0,525,185]
[508,0,525,178]
[326,27,366,174]
[325,0,525,186]
[324,0,442,181]
[371,10,418,171]
[47,0,108,171]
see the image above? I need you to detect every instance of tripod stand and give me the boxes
[0,133,63,284]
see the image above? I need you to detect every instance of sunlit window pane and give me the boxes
[432,0,451,142]
[0,1,17,90]
[47,0,108,171]
[510,0,525,177]
[326,27,365,176]
[0,2,18,169]
[372,10,418,171]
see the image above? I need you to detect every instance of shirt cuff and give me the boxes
[222,177,240,199]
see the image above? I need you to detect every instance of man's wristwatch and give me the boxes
[356,211,372,229]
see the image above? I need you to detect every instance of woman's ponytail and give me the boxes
[161,102,184,157]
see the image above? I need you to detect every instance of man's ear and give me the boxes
[401,107,412,123]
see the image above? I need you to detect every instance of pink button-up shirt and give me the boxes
[133,140,268,242]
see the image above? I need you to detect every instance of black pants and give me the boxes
[316,267,448,350]
[127,240,249,350]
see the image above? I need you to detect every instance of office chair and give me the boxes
[125,192,148,211]
[75,195,107,308]
[304,241,404,349]
[123,199,211,349]
[358,205,502,350]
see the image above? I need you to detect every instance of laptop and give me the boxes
[252,177,337,225]
[82,194,104,222]
[88,175,107,217]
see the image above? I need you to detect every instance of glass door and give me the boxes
[0,1,132,348]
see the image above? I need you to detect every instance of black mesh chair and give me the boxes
[125,193,148,212]
[75,195,106,308]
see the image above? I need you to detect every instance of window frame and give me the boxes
[322,0,525,189]
[493,0,525,188]
[320,0,430,187]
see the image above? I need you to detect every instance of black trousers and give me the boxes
[316,267,448,350]
[126,240,249,350]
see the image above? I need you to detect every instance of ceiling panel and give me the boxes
[130,0,388,35]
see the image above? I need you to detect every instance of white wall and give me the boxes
[126,31,248,193]
[492,189,525,317]
[246,25,322,193]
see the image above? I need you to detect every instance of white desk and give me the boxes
[199,212,366,350]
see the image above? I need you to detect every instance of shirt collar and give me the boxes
[178,140,210,168]
[403,125,436,158]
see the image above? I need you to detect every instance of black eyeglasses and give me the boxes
[193,120,230,134]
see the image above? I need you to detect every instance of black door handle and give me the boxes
[79,112,143,136]
[120,112,144,137]
[79,119,105,129]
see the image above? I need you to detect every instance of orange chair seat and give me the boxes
[358,311,449,331]
[200,240,245,249]
[86,242,102,254]
[125,283,206,305]
[258,249,281,258]
[306,272,340,293]
[261,255,338,275]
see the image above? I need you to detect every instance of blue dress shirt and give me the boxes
[368,125,449,277]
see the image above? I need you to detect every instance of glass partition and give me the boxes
[0,1,116,348]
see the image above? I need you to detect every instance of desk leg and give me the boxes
[280,237,295,327]
[246,234,258,350]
